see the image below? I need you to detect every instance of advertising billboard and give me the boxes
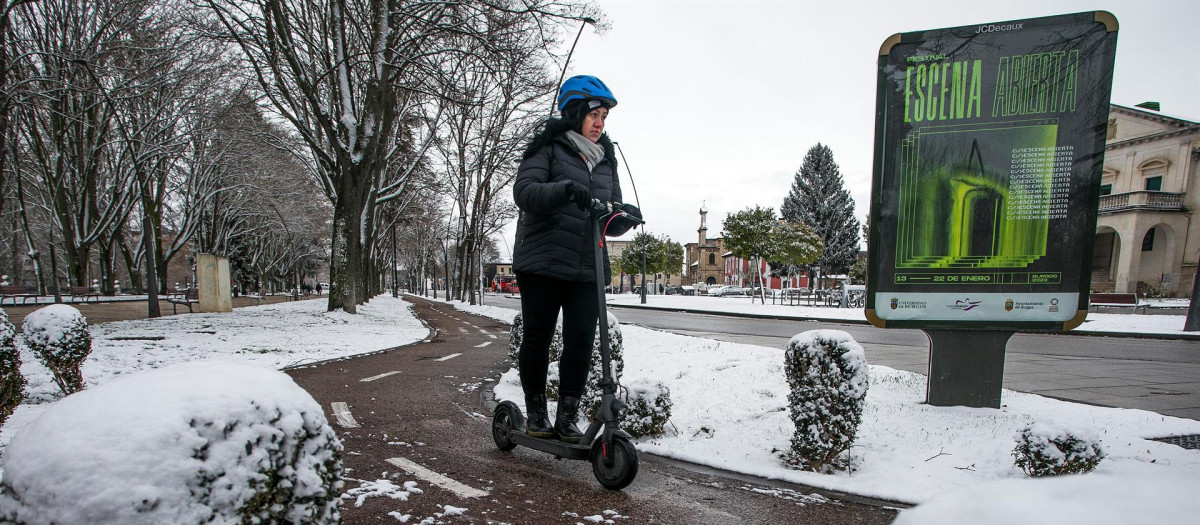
[866,12,1118,330]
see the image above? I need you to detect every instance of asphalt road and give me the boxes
[287,296,900,524]
[480,294,1200,420]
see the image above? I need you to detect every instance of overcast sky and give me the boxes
[495,0,1200,260]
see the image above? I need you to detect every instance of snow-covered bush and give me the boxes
[21,304,91,395]
[0,361,343,524]
[782,329,869,473]
[1012,421,1105,477]
[574,312,624,419]
[622,379,671,438]
[507,311,524,361]
[512,311,624,419]
[0,308,24,426]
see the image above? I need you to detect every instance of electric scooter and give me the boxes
[491,200,644,490]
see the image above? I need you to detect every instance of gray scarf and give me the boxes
[565,130,605,171]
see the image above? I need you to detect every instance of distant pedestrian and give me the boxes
[316,283,322,295]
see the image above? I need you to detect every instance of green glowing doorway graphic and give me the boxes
[896,120,1058,269]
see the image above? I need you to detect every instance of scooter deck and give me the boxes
[512,432,590,460]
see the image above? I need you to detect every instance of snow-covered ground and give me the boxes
[1,298,428,457]
[1,294,1198,523]
[439,294,1200,522]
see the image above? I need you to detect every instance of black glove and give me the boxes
[605,202,643,236]
[565,181,591,211]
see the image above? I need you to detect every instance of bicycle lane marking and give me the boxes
[386,457,488,499]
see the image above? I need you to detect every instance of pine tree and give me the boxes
[781,144,860,277]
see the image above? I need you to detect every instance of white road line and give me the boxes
[477,329,489,334]
[360,371,401,382]
[330,402,360,428]
[436,353,462,361]
[457,327,468,333]
[488,334,498,339]
[474,342,492,348]
[386,457,488,499]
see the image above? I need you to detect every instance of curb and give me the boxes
[605,302,1200,342]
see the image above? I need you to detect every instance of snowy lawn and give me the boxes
[1,297,429,465]
[433,295,1200,518]
[604,293,1196,336]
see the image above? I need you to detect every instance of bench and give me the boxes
[1088,292,1146,314]
[245,293,264,306]
[68,286,100,303]
[167,288,200,314]
[0,285,37,306]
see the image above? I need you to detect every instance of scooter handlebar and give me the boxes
[591,199,645,226]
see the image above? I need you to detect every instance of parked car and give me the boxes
[748,286,775,298]
[679,285,696,296]
[720,286,747,297]
[706,285,727,297]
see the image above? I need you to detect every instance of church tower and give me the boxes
[698,203,708,246]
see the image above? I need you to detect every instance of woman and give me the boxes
[511,75,642,442]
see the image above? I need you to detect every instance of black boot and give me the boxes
[524,394,555,438]
[555,396,584,443]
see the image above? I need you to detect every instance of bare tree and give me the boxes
[204,0,599,313]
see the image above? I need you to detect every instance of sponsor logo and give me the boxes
[976,23,1024,34]
[1049,298,1059,313]
[1005,299,1014,311]
[951,298,982,311]
[892,298,928,310]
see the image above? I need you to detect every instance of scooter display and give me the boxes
[491,200,643,490]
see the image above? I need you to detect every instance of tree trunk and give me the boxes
[327,167,366,314]
[98,239,115,295]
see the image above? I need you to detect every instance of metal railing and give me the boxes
[1098,191,1184,213]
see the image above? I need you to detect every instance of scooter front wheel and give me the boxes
[492,401,524,451]
[591,435,638,490]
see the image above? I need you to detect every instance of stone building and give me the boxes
[683,205,727,287]
[1094,104,1200,296]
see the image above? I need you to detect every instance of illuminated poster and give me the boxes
[866,12,1118,329]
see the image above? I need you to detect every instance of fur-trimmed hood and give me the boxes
[522,118,618,173]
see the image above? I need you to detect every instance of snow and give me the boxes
[3,298,428,444]
[0,361,342,523]
[433,293,1200,521]
[20,304,86,349]
[0,292,1196,522]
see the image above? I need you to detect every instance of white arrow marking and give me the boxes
[474,342,492,348]
[436,353,462,361]
[360,371,401,382]
[386,457,488,499]
[330,402,360,428]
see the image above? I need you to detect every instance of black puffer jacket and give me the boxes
[512,120,634,283]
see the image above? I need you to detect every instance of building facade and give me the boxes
[1094,104,1200,297]
[683,206,726,287]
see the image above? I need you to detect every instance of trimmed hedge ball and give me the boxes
[782,329,869,473]
[1013,420,1105,477]
[22,304,92,395]
[0,361,343,524]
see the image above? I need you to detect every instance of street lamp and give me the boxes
[551,17,598,115]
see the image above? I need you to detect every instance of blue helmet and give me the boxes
[557,75,617,113]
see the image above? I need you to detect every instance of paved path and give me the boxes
[287,296,899,524]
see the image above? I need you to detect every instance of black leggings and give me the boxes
[516,272,598,399]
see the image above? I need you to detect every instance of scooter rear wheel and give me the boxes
[492,401,524,451]
[591,435,638,490]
